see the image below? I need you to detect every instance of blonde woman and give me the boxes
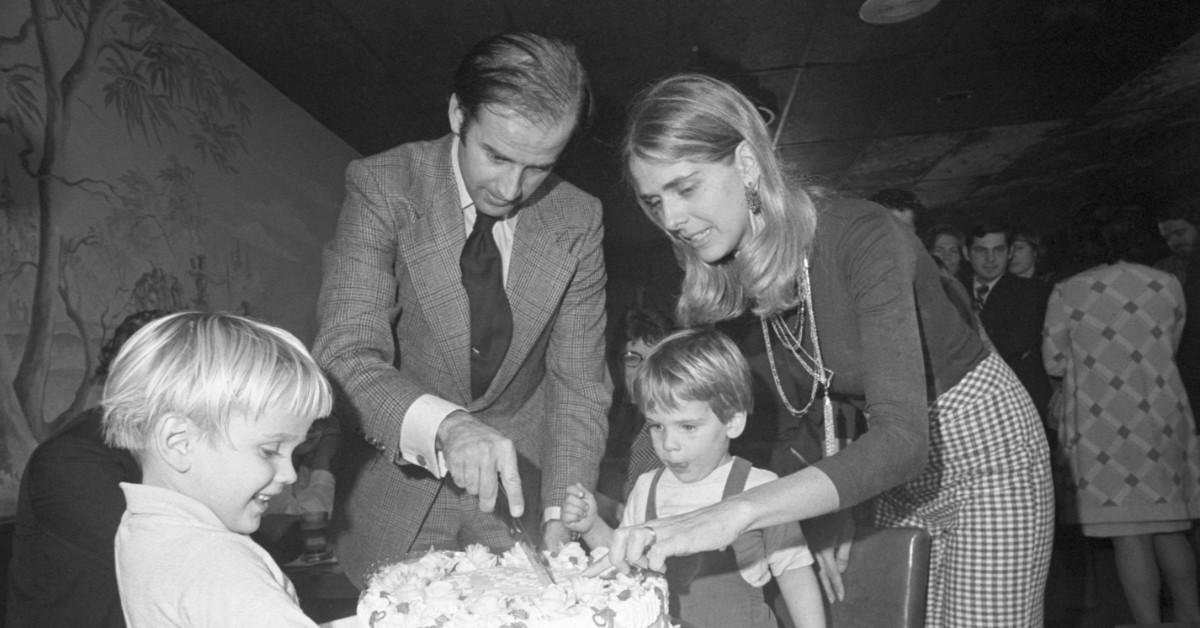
[608,74,1053,627]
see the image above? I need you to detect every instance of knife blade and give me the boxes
[497,485,556,585]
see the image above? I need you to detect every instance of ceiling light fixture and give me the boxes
[859,0,941,24]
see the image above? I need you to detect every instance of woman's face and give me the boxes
[1009,239,1037,277]
[628,154,753,264]
[931,233,963,274]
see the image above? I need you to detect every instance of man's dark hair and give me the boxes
[966,221,1013,248]
[452,32,593,135]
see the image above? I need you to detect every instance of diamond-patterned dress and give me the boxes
[1043,261,1200,532]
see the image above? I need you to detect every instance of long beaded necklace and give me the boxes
[761,257,838,456]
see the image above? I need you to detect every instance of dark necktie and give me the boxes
[461,211,513,399]
[974,283,990,312]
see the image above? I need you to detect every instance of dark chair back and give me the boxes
[828,526,930,628]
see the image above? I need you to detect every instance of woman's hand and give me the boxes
[601,499,752,573]
[803,510,855,602]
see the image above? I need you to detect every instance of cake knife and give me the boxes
[497,485,556,585]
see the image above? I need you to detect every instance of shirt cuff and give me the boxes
[543,506,562,523]
[399,394,464,477]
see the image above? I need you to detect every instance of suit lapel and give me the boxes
[980,274,1017,332]
[489,202,574,396]
[397,137,474,402]
[397,140,578,405]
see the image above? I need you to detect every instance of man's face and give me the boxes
[1157,219,1198,259]
[968,232,1011,282]
[449,95,575,219]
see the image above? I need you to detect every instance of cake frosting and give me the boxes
[357,542,670,628]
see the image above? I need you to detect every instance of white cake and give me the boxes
[357,543,671,628]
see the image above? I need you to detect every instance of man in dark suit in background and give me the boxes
[964,223,1053,425]
[1155,204,1200,428]
[1154,204,1198,284]
[314,32,610,587]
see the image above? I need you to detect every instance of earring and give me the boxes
[745,184,763,215]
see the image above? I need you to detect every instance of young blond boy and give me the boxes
[563,328,824,628]
[102,312,332,627]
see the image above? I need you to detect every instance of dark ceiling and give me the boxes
[163,0,1200,246]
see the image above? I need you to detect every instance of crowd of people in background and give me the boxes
[805,189,1200,626]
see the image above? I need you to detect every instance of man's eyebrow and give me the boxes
[482,141,556,170]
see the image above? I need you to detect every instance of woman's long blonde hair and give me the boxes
[621,73,817,325]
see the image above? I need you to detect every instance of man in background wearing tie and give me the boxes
[964,222,1053,437]
[314,32,610,587]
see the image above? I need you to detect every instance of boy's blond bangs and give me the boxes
[631,328,752,423]
[102,312,333,451]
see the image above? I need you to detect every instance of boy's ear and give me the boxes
[725,411,747,439]
[154,413,195,473]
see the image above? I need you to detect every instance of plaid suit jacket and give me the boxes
[314,135,611,585]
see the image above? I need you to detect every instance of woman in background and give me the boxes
[1010,228,1045,282]
[1044,203,1200,624]
[925,223,967,280]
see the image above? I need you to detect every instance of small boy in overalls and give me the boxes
[563,328,825,628]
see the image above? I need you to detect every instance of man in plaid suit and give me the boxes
[313,32,610,587]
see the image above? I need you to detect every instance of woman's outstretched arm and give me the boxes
[598,465,839,572]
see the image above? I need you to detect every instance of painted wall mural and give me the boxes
[0,0,360,516]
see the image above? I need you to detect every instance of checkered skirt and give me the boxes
[874,352,1055,627]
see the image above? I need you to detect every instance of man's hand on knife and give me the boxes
[437,410,524,517]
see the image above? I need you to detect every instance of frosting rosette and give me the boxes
[550,541,589,572]
[460,543,498,571]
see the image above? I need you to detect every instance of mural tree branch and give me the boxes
[0,0,249,464]
[53,232,100,430]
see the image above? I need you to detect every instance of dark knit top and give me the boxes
[804,197,987,507]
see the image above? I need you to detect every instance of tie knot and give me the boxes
[976,283,989,299]
[473,211,498,232]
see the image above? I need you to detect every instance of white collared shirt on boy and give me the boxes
[114,482,317,627]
